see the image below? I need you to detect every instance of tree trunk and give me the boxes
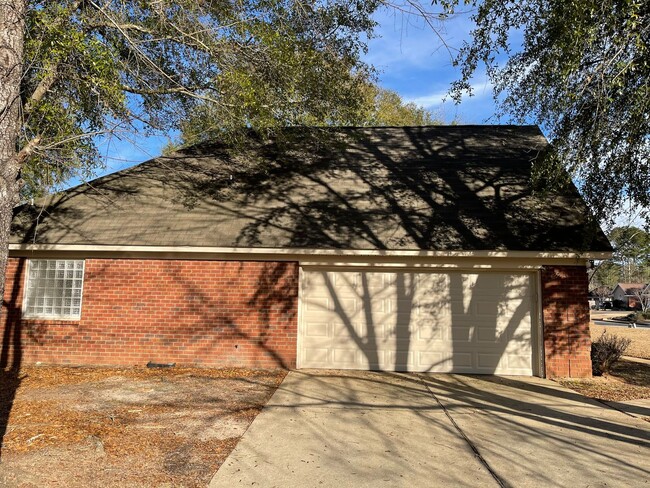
[0,0,26,321]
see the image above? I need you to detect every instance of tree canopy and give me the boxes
[356,85,439,127]
[13,0,382,196]
[174,84,439,147]
[609,226,650,281]
[434,0,650,227]
[591,226,650,287]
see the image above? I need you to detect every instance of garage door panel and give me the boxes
[299,270,535,375]
[434,352,472,369]
[384,350,415,370]
[504,341,532,355]
[332,348,360,365]
[351,322,369,338]
[443,312,477,326]
[507,354,533,369]
[476,301,501,316]
[303,297,330,312]
[304,321,329,338]
[366,299,390,314]
[475,327,509,343]
[416,325,445,341]
[450,326,475,342]
[305,347,331,365]
[477,353,502,369]
[418,352,453,371]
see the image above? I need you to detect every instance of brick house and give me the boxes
[1,126,612,377]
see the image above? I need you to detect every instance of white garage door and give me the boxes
[299,269,536,375]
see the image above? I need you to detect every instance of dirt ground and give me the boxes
[590,324,650,359]
[560,321,650,407]
[559,358,650,404]
[0,367,286,488]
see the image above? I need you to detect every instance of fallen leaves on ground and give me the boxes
[0,366,286,488]
[559,359,650,403]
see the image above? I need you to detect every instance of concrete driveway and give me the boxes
[210,371,650,487]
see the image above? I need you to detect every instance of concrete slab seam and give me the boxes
[594,397,643,421]
[417,374,508,488]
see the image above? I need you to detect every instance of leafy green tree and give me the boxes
[12,0,380,196]
[608,226,650,282]
[0,0,384,312]
[174,84,439,147]
[590,261,623,289]
[357,85,439,127]
[434,0,650,227]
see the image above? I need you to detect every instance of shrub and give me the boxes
[591,331,631,376]
[635,311,650,321]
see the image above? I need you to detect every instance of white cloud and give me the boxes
[363,6,503,123]
[407,79,494,107]
[364,7,476,71]
[406,89,448,107]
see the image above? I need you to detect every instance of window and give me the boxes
[23,259,85,319]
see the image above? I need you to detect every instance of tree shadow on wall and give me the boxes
[124,127,546,375]
[0,258,25,461]
[174,127,545,374]
[6,127,597,374]
[159,260,298,369]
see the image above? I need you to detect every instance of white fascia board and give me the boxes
[8,243,613,261]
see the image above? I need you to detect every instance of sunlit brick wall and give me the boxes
[541,265,592,378]
[1,258,298,369]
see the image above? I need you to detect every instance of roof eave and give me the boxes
[8,243,613,260]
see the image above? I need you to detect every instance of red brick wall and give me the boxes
[1,258,298,369]
[541,265,592,378]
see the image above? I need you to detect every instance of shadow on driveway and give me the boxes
[211,371,650,488]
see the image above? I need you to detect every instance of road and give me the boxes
[592,319,650,329]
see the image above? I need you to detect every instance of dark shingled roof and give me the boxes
[11,125,612,252]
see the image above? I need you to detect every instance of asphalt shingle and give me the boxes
[11,125,612,252]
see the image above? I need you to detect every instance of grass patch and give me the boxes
[590,324,650,360]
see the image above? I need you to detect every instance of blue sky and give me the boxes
[365,7,499,124]
[93,7,500,180]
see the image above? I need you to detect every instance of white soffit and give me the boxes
[8,243,612,262]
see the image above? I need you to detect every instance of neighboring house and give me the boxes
[1,126,612,378]
[612,283,648,310]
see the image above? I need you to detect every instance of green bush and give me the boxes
[634,311,650,321]
[591,331,632,376]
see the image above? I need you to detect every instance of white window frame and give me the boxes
[22,259,85,320]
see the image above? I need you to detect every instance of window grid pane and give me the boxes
[24,259,84,319]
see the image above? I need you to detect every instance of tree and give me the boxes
[433,0,650,228]
[591,285,613,304]
[0,0,384,323]
[590,261,622,289]
[174,84,439,147]
[631,285,650,313]
[608,226,650,282]
[357,85,439,127]
[631,286,650,313]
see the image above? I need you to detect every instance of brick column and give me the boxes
[541,265,592,378]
